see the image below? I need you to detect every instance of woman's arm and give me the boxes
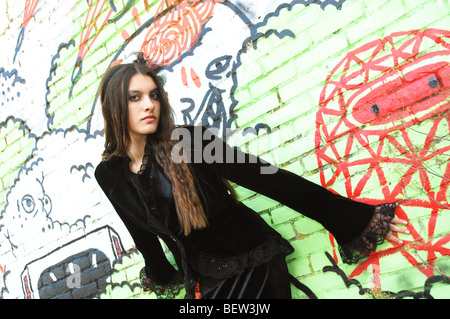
[180,126,409,262]
[117,206,178,285]
[95,163,177,285]
[182,126,373,244]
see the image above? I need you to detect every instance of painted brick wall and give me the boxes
[0,0,449,299]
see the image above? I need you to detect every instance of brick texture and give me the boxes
[0,0,449,299]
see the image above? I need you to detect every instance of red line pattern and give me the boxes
[23,0,39,29]
[77,0,115,64]
[315,29,450,285]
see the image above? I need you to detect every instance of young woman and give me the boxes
[94,56,410,299]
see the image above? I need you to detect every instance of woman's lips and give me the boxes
[142,115,156,122]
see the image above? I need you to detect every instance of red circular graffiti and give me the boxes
[140,0,223,67]
[315,29,450,282]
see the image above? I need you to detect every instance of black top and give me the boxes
[95,125,395,298]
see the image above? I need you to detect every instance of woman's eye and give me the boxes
[150,91,160,100]
[129,94,139,101]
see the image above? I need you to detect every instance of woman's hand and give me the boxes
[386,218,410,244]
[140,267,156,293]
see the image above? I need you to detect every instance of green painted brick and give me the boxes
[295,32,348,71]
[270,206,300,224]
[258,38,308,73]
[278,78,316,109]
[1,0,449,300]
[274,222,296,240]
[233,185,257,201]
[429,280,450,299]
[381,267,432,293]
[237,57,264,84]
[125,263,144,282]
[309,2,364,42]
[302,270,351,297]
[269,139,300,165]
[289,231,331,256]
[287,256,314,278]
[104,35,125,60]
[243,194,278,212]
[301,151,320,173]
[246,78,278,104]
[246,129,278,155]
[236,92,279,125]
[233,87,253,111]
[434,210,450,237]
[293,216,326,236]
[378,248,419,274]
[82,46,109,73]
[322,286,366,299]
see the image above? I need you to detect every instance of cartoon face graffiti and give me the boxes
[15,174,52,231]
[0,130,115,297]
[1,132,101,251]
[315,29,450,280]
[2,169,53,256]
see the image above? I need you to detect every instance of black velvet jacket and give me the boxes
[95,126,387,297]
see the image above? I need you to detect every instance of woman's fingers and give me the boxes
[386,233,402,244]
[387,218,410,244]
[392,217,408,226]
[390,223,410,235]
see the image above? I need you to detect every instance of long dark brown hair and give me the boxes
[99,60,207,235]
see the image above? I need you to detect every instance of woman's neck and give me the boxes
[127,135,147,173]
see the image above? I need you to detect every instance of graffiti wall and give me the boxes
[0,0,449,299]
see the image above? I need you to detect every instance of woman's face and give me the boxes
[127,73,161,142]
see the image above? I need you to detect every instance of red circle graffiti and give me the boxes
[315,29,450,281]
[140,0,223,67]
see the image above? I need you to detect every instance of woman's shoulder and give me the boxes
[95,156,125,181]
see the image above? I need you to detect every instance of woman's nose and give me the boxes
[143,98,154,111]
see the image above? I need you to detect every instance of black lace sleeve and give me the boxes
[140,267,184,299]
[338,203,397,264]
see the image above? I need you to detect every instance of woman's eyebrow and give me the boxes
[128,88,158,94]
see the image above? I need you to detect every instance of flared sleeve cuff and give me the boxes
[140,267,184,298]
[338,202,397,264]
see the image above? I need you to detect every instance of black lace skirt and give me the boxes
[199,254,291,299]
